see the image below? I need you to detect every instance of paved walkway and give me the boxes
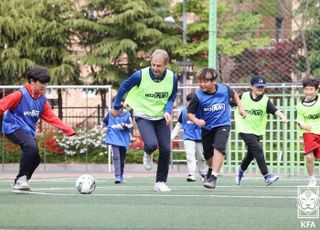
[0,163,188,179]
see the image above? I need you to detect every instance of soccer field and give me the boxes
[0,176,317,230]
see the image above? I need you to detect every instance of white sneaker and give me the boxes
[186,175,196,182]
[154,182,171,192]
[12,176,30,191]
[265,174,279,186]
[308,179,317,187]
[143,152,153,171]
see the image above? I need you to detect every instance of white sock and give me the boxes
[310,175,316,180]
[211,171,219,177]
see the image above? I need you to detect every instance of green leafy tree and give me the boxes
[171,0,276,75]
[281,0,320,79]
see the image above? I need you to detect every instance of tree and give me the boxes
[0,0,85,119]
[0,0,38,84]
[291,0,320,79]
[29,0,84,118]
[171,0,272,72]
[78,0,180,111]
[170,0,319,83]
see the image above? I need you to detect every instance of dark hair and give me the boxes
[112,96,124,109]
[196,68,218,81]
[27,67,50,83]
[186,92,195,102]
[302,78,319,89]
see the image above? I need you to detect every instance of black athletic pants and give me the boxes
[5,129,40,182]
[239,133,268,176]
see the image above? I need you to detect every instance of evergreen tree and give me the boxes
[79,0,180,111]
[29,0,84,118]
[0,0,86,119]
[0,0,37,84]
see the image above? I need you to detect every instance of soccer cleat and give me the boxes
[12,176,30,191]
[115,176,122,184]
[200,174,206,181]
[203,175,217,189]
[235,167,244,185]
[308,179,317,187]
[186,175,196,182]
[154,182,171,192]
[143,152,153,171]
[264,174,279,186]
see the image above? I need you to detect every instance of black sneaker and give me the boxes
[203,175,217,189]
[203,168,212,183]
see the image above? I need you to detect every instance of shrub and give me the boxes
[57,128,107,163]
[0,129,187,164]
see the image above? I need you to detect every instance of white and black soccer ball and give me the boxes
[76,174,96,194]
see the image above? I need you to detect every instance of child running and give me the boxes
[296,78,320,187]
[234,75,288,186]
[171,92,207,182]
[187,68,246,189]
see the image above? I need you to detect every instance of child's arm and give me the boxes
[295,119,312,132]
[187,95,206,127]
[233,92,247,118]
[101,113,109,132]
[122,116,133,130]
[171,122,182,140]
[296,122,312,132]
[296,110,312,132]
[42,102,76,136]
[275,110,289,123]
[187,113,206,127]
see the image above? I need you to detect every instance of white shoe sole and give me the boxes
[12,187,30,191]
[186,177,196,182]
[308,181,317,187]
[266,176,279,186]
[154,183,171,192]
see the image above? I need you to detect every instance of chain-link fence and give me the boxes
[225,1,319,84]
[181,0,320,90]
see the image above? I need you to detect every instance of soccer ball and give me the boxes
[75,174,96,194]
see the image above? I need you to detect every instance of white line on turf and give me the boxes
[0,177,314,182]
[22,190,297,199]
